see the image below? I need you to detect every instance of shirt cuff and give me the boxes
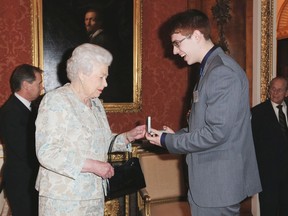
[160,133,167,149]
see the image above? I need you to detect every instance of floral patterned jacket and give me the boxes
[35,84,129,200]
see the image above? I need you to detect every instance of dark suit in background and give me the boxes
[251,77,288,216]
[0,64,43,216]
[0,95,39,216]
[89,30,119,55]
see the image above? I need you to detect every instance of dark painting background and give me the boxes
[43,0,133,102]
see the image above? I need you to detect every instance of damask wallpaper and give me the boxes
[0,0,33,105]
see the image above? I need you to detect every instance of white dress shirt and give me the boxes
[14,92,31,111]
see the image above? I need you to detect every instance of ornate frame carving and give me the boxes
[31,0,142,112]
[260,0,274,102]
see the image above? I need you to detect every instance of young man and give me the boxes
[146,9,262,215]
[0,64,43,216]
[251,77,288,216]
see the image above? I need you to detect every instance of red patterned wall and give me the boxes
[0,0,189,133]
[0,0,33,104]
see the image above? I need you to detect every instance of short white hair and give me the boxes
[66,43,113,81]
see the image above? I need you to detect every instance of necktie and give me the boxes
[277,105,288,135]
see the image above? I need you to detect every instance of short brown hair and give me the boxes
[168,9,211,40]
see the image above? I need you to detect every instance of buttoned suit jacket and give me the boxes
[0,94,39,215]
[164,47,262,207]
[251,100,288,188]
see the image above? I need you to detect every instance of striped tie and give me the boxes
[277,105,288,135]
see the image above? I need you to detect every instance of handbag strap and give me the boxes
[108,134,119,161]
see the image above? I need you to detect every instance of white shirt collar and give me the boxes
[14,92,31,111]
[90,29,103,39]
[271,100,287,109]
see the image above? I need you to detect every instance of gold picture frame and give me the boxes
[259,0,274,102]
[31,0,142,112]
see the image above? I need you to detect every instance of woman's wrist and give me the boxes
[125,132,134,143]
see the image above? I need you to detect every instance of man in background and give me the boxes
[251,76,288,216]
[84,8,118,54]
[0,64,43,216]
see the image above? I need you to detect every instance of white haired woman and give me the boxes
[35,43,146,215]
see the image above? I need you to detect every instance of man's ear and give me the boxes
[285,90,288,98]
[193,30,203,41]
[21,80,30,90]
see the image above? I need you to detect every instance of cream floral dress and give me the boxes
[35,84,129,216]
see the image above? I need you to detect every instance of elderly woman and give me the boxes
[35,43,145,215]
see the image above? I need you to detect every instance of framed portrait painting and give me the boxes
[32,0,142,112]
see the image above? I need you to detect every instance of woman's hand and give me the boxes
[82,159,114,179]
[125,125,146,143]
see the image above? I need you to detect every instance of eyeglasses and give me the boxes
[172,34,191,48]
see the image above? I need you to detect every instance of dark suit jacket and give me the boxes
[0,94,39,215]
[251,100,288,187]
[89,30,119,56]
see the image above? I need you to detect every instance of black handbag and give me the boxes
[106,135,146,200]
